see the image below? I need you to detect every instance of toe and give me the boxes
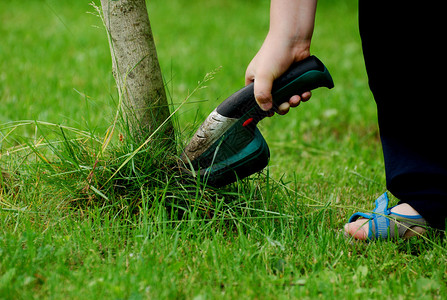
[344,218,369,241]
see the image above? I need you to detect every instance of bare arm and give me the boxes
[245,0,318,113]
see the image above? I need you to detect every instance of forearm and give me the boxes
[268,0,317,59]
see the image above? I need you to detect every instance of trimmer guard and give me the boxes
[199,127,269,187]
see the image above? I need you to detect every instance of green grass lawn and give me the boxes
[1,0,446,299]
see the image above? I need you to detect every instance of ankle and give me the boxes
[390,204,426,238]
[390,203,421,216]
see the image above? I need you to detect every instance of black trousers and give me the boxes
[359,1,447,229]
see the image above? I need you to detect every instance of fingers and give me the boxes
[244,69,254,86]
[277,102,290,115]
[276,91,312,115]
[300,91,312,102]
[253,74,274,111]
[288,95,301,108]
[246,63,275,111]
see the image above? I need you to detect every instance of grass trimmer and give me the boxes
[181,55,334,187]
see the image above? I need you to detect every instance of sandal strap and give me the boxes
[390,213,427,238]
[348,193,391,223]
[371,193,391,238]
[348,192,427,240]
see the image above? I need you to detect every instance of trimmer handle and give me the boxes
[216,55,334,121]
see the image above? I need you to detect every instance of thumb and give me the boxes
[253,74,274,111]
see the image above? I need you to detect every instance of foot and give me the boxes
[344,203,427,240]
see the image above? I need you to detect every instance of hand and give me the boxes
[245,36,312,115]
[244,0,317,115]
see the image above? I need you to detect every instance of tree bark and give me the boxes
[100,0,172,141]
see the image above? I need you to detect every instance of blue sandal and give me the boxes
[348,192,427,240]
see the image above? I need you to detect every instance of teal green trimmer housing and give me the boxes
[181,56,334,187]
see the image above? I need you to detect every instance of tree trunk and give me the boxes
[100,0,172,141]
